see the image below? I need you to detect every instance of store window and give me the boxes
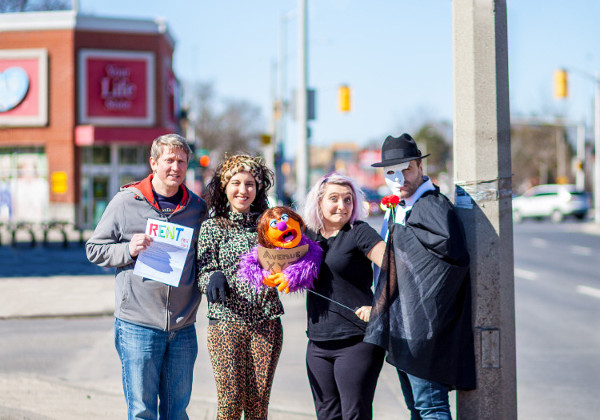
[81,145,111,165]
[0,147,48,223]
[79,144,149,229]
[119,146,146,165]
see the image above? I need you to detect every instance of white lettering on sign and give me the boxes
[100,64,137,111]
[106,65,130,78]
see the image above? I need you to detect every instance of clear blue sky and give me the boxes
[80,1,600,155]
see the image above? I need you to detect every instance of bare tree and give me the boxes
[0,0,70,12]
[217,100,263,153]
[29,0,69,11]
[413,123,451,178]
[184,81,264,161]
[0,0,26,11]
[511,123,573,193]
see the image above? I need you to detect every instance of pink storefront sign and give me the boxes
[78,49,155,126]
[0,49,48,127]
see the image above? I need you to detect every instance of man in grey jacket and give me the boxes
[86,134,207,420]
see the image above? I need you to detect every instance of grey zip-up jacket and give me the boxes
[86,174,207,331]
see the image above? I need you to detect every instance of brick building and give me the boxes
[0,10,180,229]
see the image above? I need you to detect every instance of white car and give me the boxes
[512,184,590,223]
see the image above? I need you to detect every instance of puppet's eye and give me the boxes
[269,219,278,228]
[281,214,289,222]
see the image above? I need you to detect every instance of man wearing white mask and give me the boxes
[364,133,476,420]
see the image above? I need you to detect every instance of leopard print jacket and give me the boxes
[197,211,284,324]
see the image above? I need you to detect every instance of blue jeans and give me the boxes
[114,318,198,420]
[397,370,451,420]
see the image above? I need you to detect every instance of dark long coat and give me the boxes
[364,188,476,390]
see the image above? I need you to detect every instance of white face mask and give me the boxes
[384,162,410,195]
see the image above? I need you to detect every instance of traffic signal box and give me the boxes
[260,134,272,145]
[554,69,568,98]
[338,85,351,112]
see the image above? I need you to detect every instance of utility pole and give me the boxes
[264,60,277,175]
[296,0,308,202]
[576,123,585,191]
[556,68,600,222]
[452,0,517,418]
[556,127,567,183]
[276,10,295,204]
[594,72,600,223]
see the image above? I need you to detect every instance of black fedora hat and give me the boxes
[371,133,429,167]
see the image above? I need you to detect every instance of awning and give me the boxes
[75,125,175,145]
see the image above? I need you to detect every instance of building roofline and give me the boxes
[0,10,175,47]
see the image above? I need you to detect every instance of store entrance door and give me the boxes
[80,170,111,228]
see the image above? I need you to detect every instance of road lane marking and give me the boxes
[531,238,547,248]
[570,246,593,256]
[576,285,600,299]
[515,268,538,281]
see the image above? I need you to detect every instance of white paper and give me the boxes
[133,218,194,287]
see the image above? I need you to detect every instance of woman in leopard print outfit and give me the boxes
[197,154,283,420]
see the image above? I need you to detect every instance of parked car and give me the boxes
[362,188,384,217]
[512,184,591,223]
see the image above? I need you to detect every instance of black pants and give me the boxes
[306,337,385,420]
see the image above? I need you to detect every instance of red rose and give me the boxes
[381,194,400,208]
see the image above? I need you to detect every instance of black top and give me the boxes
[305,220,382,341]
[153,188,183,215]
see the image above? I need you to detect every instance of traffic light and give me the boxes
[554,69,568,98]
[199,155,210,167]
[197,149,210,168]
[338,85,351,112]
[260,134,272,145]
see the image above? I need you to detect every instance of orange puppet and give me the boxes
[238,207,323,293]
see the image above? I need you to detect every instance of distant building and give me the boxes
[308,143,383,190]
[0,10,180,228]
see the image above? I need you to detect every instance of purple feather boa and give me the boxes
[238,235,323,293]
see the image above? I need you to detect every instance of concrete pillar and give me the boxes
[452,1,517,418]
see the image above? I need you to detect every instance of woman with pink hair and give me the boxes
[302,172,386,420]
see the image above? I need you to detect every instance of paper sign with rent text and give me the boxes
[133,218,193,287]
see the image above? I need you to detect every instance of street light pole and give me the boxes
[296,0,308,202]
[562,67,600,223]
[594,72,600,223]
[275,10,295,204]
[576,123,585,191]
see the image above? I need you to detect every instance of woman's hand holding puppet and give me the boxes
[238,207,322,293]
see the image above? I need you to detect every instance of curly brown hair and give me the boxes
[257,206,305,248]
[205,154,273,226]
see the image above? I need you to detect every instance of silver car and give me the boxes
[512,184,590,223]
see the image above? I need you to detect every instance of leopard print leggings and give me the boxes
[207,318,283,420]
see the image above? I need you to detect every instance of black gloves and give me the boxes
[206,271,229,304]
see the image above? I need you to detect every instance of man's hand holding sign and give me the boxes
[133,218,194,287]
